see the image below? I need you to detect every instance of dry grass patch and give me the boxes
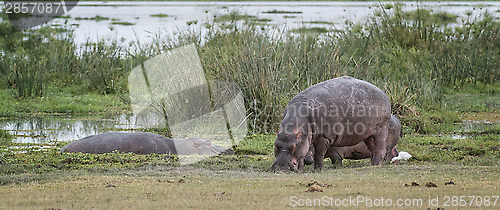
[0,164,498,209]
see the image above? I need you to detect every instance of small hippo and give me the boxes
[271,76,391,171]
[61,132,233,155]
[304,115,402,167]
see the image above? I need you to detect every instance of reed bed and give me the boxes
[0,6,497,133]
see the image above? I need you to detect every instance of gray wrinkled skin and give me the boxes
[61,132,233,155]
[271,76,391,171]
[304,115,402,167]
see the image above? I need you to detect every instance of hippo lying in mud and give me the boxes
[271,76,392,171]
[61,132,234,155]
[304,115,402,167]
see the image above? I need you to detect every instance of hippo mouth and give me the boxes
[270,154,301,172]
[211,144,235,155]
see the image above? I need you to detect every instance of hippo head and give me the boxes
[271,130,311,171]
[174,137,233,155]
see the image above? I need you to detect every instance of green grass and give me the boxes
[442,83,500,113]
[397,134,500,165]
[234,135,274,155]
[290,27,330,33]
[253,18,272,22]
[150,14,169,18]
[0,88,129,117]
[74,15,110,21]
[1,127,498,184]
[302,21,334,25]
[0,132,498,208]
[263,9,302,14]
[214,13,256,23]
[111,21,135,26]
[0,112,498,208]
[443,94,500,113]
[0,129,12,146]
[186,20,198,25]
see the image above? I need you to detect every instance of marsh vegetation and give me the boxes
[0,4,498,208]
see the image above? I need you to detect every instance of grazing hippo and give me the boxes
[304,115,402,167]
[61,132,233,155]
[271,76,391,171]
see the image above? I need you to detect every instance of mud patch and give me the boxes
[301,180,331,192]
[444,181,455,185]
[425,182,438,187]
[405,181,420,187]
[306,184,323,192]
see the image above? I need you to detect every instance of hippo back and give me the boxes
[61,132,176,154]
[292,76,392,146]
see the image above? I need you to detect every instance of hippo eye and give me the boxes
[206,141,212,147]
[193,142,200,148]
[289,144,296,151]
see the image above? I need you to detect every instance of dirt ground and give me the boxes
[1,164,498,209]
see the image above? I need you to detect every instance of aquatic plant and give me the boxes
[263,9,302,14]
[290,27,330,33]
[111,21,135,26]
[150,14,169,18]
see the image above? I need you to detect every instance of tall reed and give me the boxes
[0,6,497,133]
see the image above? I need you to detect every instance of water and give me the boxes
[6,1,497,45]
[460,121,499,132]
[0,114,143,143]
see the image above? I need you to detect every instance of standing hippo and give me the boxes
[61,132,233,155]
[271,76,391,171]
[304,115,402,167]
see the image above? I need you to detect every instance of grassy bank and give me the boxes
[1,122,499,185]
[0,88,129,117]
[0,139,499,208]
[0,111,498,207]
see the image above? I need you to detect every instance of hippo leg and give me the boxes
[327,147,343,168]
[304,146,314,165]
[312,137,329,170]
[365,129,388,165]
[297,157,305,171]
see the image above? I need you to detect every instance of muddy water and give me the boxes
[0,114,143,144]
